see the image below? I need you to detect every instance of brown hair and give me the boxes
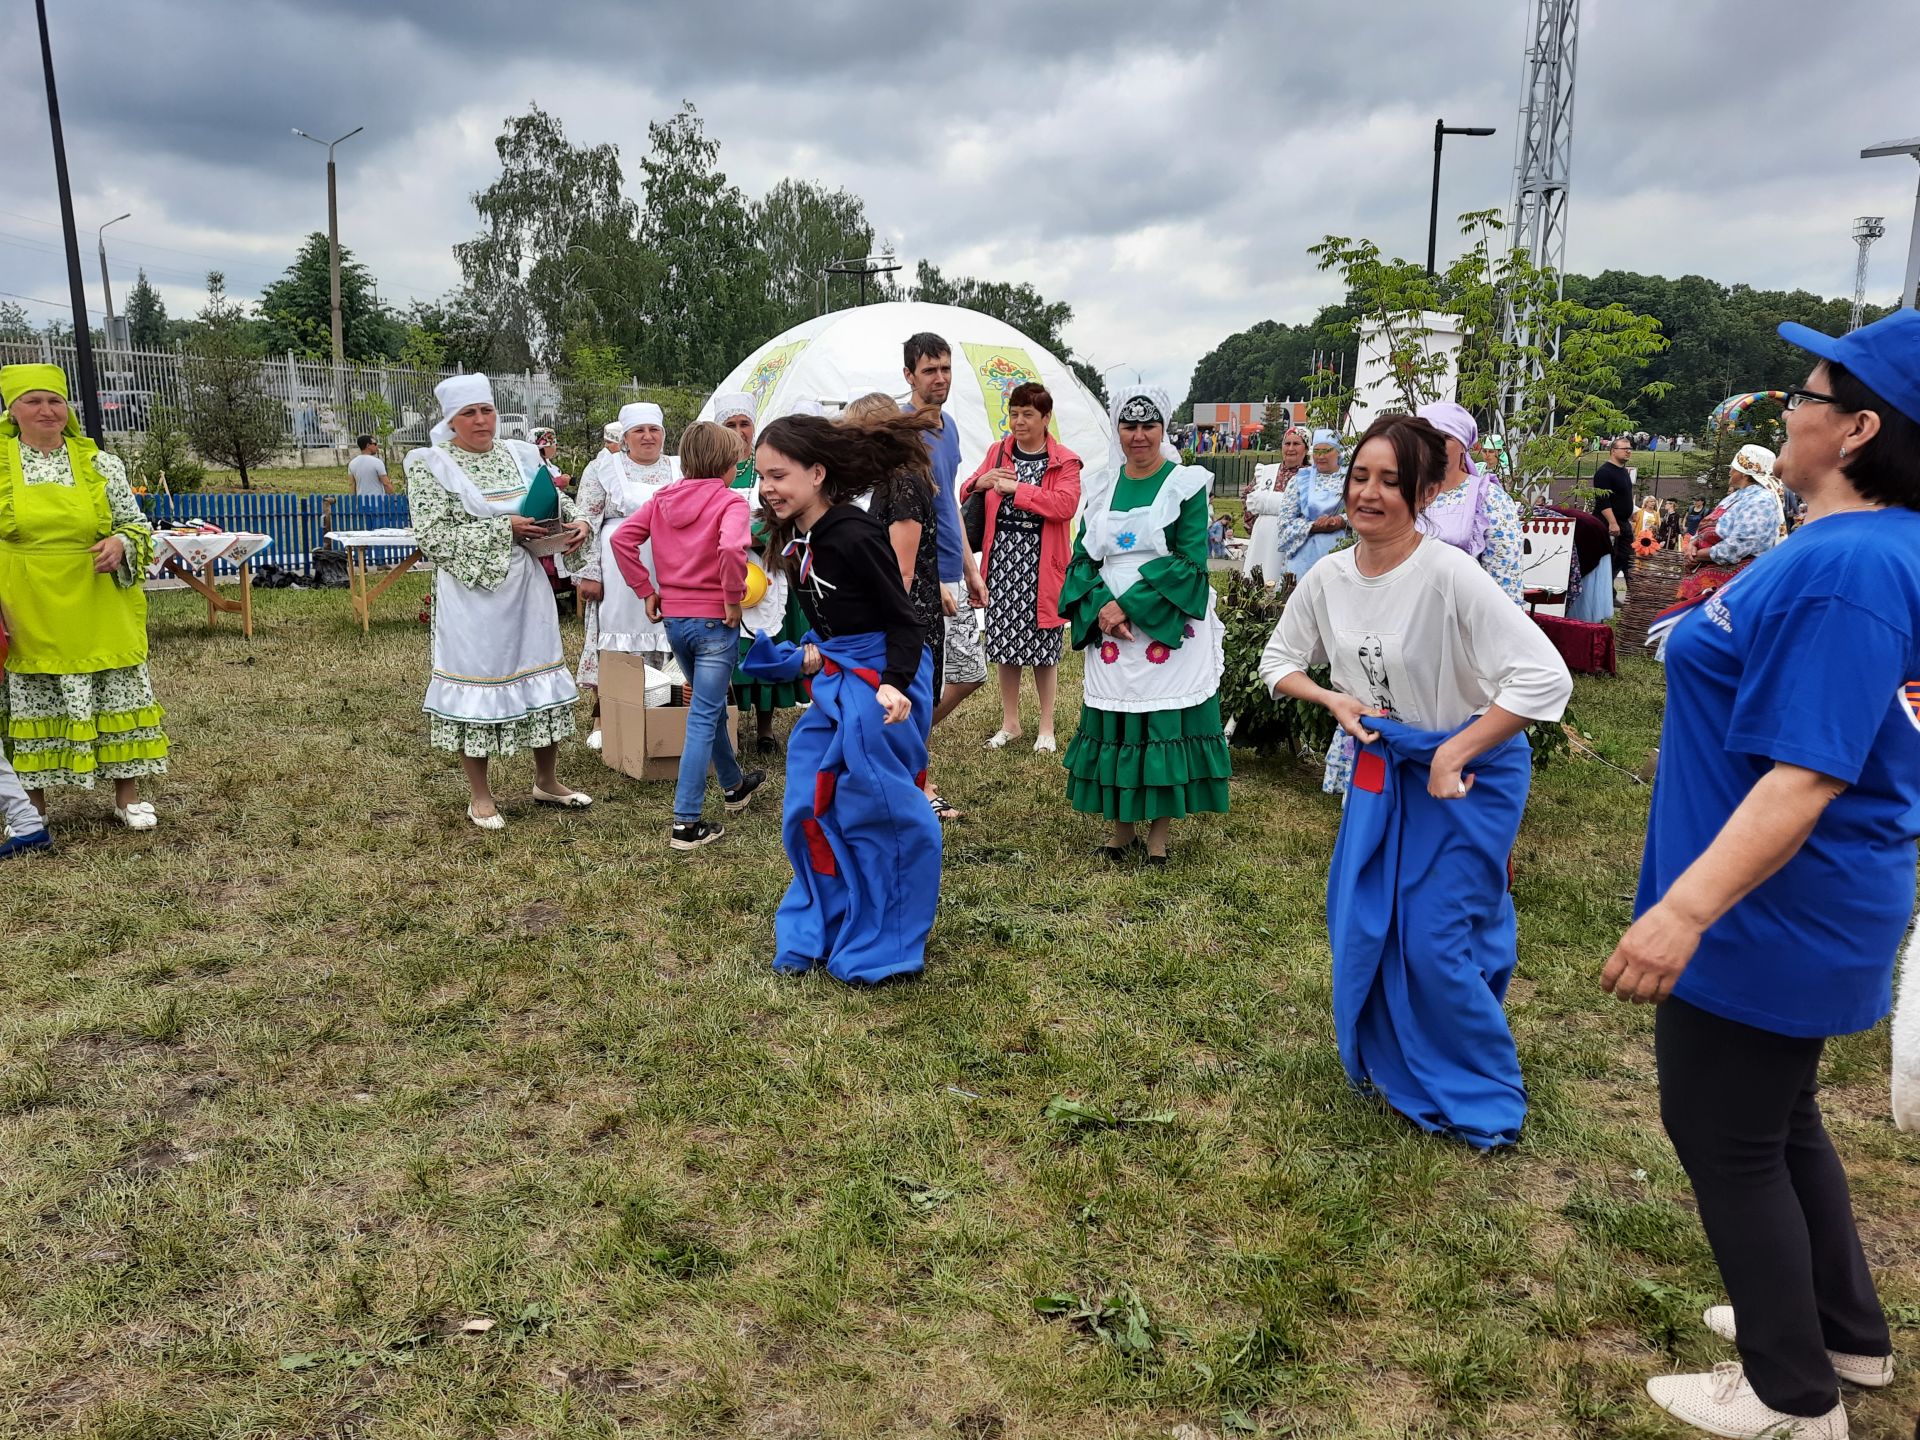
[678,420,743,480]
[1344,413,1449,515]
[1008,381,1053,418]
[757,411,941,573]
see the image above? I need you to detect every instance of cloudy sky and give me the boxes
[4,0,1917,400]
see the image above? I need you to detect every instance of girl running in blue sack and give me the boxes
[744,410,939,984]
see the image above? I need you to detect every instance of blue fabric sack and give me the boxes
[1326,717,1532,1149]
[774,629,940,984]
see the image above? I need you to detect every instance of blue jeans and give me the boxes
[664,616,744,823]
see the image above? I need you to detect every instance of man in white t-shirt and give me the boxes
[348,435,392,497]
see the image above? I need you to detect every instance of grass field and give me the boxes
[2,579,1915,1439]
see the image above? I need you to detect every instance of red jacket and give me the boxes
[960,434,1082,630]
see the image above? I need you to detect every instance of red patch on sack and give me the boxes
[814,771,837,815]
[1353,750,1385,794]
[913,769,928,790]
[801,817,836,875]
[822,659,841,677]
[851,666,882,689]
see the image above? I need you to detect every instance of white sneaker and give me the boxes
[585,729,603,752]
[1703,1307,1894,1388]
[1647,1362,1847,1438]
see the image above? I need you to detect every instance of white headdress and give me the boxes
[602,421,624,445]
[618,401,665,438]
[711,391,755,424]
[430,373,494,445]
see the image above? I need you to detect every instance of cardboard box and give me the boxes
[598,649,738,782]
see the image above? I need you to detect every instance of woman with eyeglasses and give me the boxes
[1605,308,1920,1439]
[1676,444,1785,603]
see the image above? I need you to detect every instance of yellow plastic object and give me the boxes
[742,560,769,609]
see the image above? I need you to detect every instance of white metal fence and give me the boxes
[0,339,563,452]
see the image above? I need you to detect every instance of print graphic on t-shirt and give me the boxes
[1337,629,1401,717]
[1901,680,1920,734]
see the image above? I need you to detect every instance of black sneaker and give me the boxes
[724,769,768,813]
[670,820,724,851]
[755,734,782,757]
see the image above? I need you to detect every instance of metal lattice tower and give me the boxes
[1850,216,1886,331]
[1498,0,1579,429]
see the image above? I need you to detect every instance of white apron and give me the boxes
[416,442,579,728]
[591,456,673,655]
[1240,462,1287,583]
[1080,465,1224,714]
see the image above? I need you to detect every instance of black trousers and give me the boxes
[1655,998,1891,1416]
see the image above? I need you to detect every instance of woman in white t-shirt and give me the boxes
[1258,413,1571,1148]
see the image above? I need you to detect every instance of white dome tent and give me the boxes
[697,301,1113,490]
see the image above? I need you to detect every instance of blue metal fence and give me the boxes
[143,492,414,578]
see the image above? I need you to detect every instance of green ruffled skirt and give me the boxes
[732,591,810,712]
[1063,696,1231,822]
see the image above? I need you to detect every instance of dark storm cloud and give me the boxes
[3,0,1917,396]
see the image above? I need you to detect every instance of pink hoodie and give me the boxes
[611,476,752,619]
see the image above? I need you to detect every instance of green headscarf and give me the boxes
[0,363,84,442]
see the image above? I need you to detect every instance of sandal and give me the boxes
[533,785,593,809]
[985,730,1020,749]
[928,792,962,822]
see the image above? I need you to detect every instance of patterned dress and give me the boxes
[404,441,581,757]
[1421,474,1527,603]
[983,446,1065,668]
[1,446,168,788]
[571,451,674,688]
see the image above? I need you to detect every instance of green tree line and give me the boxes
[1182,269,1889,436]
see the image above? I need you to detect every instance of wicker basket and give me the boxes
[1618,551,1684,656]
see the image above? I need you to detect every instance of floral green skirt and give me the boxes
[1063,696,1231,822]
[428,701,576,759]
[731,592,810,712]
[2,664,169,788]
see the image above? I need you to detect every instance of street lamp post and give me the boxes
[97,211,131,370]
[292,125,364,364]
[1861,135,1920,309]
[1428,120,1497,276]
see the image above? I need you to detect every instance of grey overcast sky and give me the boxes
[3,0,1917,399]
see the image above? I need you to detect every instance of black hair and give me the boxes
[1345,413,1449,515]
[902,332,951,373]
[356,434,374,450]
[1819,359,1920,512]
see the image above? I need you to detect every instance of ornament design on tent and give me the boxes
[746,341,811,417]
[961,342,1059,441]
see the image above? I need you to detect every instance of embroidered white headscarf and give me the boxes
[430,373,494,446]
[711,391,755,424]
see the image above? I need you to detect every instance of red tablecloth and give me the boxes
[1530,612,1617,676]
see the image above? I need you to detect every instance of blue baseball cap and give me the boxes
[1777,308,1920,426]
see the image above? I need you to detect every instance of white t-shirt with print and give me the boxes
[1259,535,1572,730]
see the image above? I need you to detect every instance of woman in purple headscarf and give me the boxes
[1414,402,1525,604]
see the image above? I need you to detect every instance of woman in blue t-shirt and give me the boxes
[1601,308,1920,1440]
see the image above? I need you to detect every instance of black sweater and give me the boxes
[793,503,926,689]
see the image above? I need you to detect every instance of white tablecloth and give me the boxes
[323,528,417,550]
[149,531,273,575]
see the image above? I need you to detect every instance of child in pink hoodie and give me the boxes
[612,422,763,849]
